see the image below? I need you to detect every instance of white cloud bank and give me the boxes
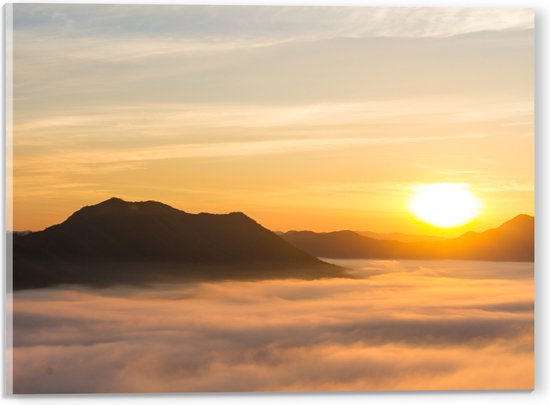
[11,259,533,393]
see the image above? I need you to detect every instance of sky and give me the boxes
[9,5,534,234]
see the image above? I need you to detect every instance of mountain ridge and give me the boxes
[12,198,347,289]
[353,231,446,243]
[281,215,534,262]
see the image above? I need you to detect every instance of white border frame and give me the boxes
[0,1,547,404]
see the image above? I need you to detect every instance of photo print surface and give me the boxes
[6,4,534,394]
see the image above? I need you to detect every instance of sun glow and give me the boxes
[407,183,482,228]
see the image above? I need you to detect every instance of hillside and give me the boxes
[12,198,346,289]
[281,215,534,262]
[355,231,446,243]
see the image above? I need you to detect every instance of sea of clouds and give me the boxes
[11,259,533,393]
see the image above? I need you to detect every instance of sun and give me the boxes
[407,183,482,228]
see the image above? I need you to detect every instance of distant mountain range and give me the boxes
[11,198,534,290]
[275,230,446,243]
[281,214,534,262]
[11,198,346,289]
[354,231,446,243]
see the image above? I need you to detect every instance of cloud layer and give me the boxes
[11,259,534,393]
[14,5,533,41]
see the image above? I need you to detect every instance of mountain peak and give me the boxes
[102,197,126,204]
[96,197,172,208]
[508,214,534,223]
[497,214,534,231]
[66,197,183,222]
[13,198,344,289]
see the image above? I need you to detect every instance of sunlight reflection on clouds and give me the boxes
[12,260,533,393]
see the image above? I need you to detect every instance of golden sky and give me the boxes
[9,5,534,235]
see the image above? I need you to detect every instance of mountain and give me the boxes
[12,230,33,237]
[281,215,534,262]
[355,231,446,243]
[12,198,346,289]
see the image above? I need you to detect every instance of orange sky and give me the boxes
[8,5,534,236]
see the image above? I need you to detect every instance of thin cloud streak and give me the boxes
[14,99,533,135]
[15,134,487,173]
[9,4,534,233]
[14,5,533,42]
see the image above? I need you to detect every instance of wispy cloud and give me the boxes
[15,134,487,178]
[436,170,534,193]
[14,98,532,141]
[14,5,533,42]
[13,7,534,110]
[9,4,534,233]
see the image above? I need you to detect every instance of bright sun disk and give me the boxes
[407,183,482,228]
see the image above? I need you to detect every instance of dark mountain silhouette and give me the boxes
[281,215,534,262]
[12,198,346,289]
[12,230,32,237]
[355,231,446,243]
